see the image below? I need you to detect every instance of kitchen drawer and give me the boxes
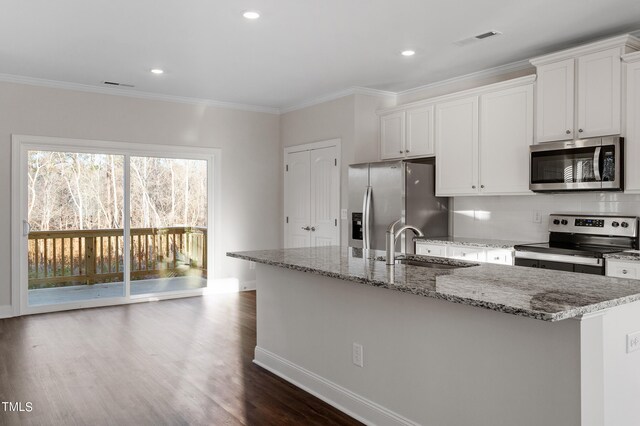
[447,245,486,262]
[485,249,514,265]
[606,260,640,279]
[415,243,447,257]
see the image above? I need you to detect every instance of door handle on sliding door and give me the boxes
[23,220,31,236]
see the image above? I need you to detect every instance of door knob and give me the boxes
[310,227,316,232]
[302,226,310,231]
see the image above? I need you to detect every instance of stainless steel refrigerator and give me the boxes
[348,159,449,255]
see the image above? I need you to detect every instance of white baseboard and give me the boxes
[0,305,15,319]
[254,346,418,426]
[241,280,256,291]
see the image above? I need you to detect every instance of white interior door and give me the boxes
[285,150,311,248]
[310,146,339,247]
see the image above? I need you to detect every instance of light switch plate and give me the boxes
[341,209,348,220]
[533,210,542,223]
[627,331,640,353]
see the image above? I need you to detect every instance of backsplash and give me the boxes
[452,193,640,242]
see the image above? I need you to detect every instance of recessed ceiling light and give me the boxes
[401,50,416,57]
[243,11,260,20]
[150,69,164,75]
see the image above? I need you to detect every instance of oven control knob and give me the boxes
[561,219,568,225]
[553,219,560,225]
[612,221,620,228]
[621,222,629,228]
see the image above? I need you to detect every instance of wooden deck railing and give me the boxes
[28,227,207,289]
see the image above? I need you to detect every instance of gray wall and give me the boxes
[0,81,281,309]
[280,93,394,245]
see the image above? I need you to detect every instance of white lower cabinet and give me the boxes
[448,246,486,262]
[606,259,640,279]
[415,243,447,257]
[485,249,515,265]
[415,242,514,265]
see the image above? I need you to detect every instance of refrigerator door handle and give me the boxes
[362,186,372,250]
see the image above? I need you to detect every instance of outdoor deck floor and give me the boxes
[28,276,208,306]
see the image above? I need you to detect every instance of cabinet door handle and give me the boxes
[494,256,500,261]
[472,185,476,189]
[405,150,410,153]
[427,250,431,253]
[399,150,404,154]
[579,129,584,133]
[622,269,628,275]
[566,130,571,134]
[480,185,485,189]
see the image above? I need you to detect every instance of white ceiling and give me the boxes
[2,0,640,110]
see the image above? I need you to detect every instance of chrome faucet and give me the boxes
[385,219,424,265]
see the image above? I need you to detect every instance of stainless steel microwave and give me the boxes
[530,136,623,192]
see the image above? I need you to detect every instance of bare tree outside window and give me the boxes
[26,151,208,304]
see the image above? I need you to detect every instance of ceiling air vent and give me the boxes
[102,81,135,88]
[454,30,502,47]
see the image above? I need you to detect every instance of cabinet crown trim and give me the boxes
[530,34,640,67]
[377,75,536,115]
[622,51,640,63]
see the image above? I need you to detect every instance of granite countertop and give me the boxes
[414,236,526,250]
[227,246,640,322]
[604,251,640,262]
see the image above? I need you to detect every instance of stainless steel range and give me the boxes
[514,214,639,275]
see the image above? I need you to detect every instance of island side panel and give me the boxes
[602,300,640,426]
[255,264,582,426]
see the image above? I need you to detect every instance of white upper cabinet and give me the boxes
[624,53,640,193]
[380,106,434,160]
[379,111,405,159]
[435,77,534,197]
[405,105,435,157]
[577,48,621,138]
[435,96,479,196]
[479,84,534,195]
[535,59,575,142]
[531,36,640,143]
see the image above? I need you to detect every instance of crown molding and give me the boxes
[622,51,640,63]
[395,59,534,98]
[280,87,396,114]
[0,73,281,115]
[378,74,537,115]
[530,34,640,66]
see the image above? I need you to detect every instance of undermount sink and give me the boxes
[394,258,461,269]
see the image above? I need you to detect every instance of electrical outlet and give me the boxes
[533,210,542,223]
[249,261,255,270]
[627,331,640,353]
[352,343,364,367]
[341,209,348,220]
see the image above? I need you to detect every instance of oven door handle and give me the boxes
[594,146,602,182]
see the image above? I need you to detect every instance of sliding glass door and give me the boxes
[27,151,125,306]
[129,156,208,295]
[15,136,216,314]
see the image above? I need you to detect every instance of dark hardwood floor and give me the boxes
[0,292,362,425]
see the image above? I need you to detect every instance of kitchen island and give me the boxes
[227,246,640,426]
